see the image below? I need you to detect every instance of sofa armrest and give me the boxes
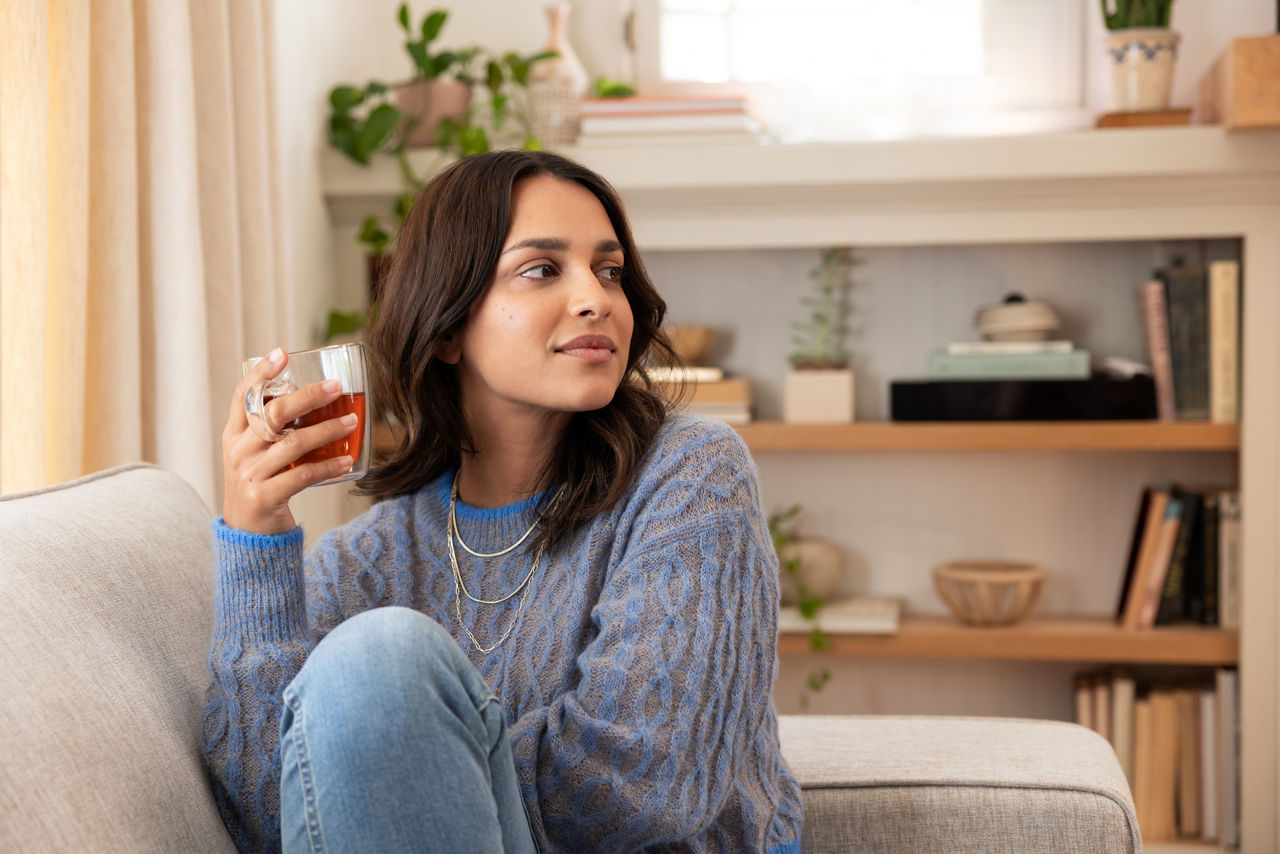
[778,715,1140,854]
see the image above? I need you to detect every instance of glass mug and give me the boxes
[242,343,371,486]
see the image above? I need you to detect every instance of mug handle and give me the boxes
[244,379,297,443]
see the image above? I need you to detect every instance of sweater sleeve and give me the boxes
[201,519,348,854]
[508,426,784,852]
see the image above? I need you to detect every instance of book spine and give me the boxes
[1208,260,1240,424]
[1155,488,1201,625]
[1197,492,1220,625]
[1140,280,1177,421]
[1122,489,1170,629]
[1218,491,1241,630]
[1216,668,1240,848]
[945,339,1074,355]
[1199,686,1219,842]
[1163,267,1210,420]
[1137,495,1184,630]
[926,350,1090,379]
[1111,671,1136,786]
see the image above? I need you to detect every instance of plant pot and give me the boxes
[778,538,845,607]
[1104,28,1181,112]
[394,78,471,148]
[784,369,855,423]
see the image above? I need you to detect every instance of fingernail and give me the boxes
[323,380,342,393]
[267,347,285,364]
[338,456,353,470]
[341,413,358,426]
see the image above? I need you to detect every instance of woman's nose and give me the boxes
[568,269,612,319]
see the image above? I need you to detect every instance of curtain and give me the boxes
[0,0,290,509]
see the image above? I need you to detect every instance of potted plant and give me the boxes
[1099,0,1179,112]
[783,247,858,423]
[769,504,834,709]
[326,4,554,307]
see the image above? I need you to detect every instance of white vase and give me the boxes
[784,369,855,423]
[528,2,590,147]
[1104,28,1181,112]
[779,538,846,607]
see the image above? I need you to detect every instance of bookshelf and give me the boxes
[325,125,1280,851]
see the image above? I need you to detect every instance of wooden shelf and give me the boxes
[735,421,1240,452]
[777,615,1239,665]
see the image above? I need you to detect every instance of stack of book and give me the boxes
[926,339,1091,380]
[575,95,763,148]
[1137,258,1240,422]
[1116,485,1241,631]
[1074,668,1239,847]
[777,596,901,635]
[648,365,753,425]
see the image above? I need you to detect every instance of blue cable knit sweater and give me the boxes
[204,414,803,853]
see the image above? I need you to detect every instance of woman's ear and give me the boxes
[437,332,462,365]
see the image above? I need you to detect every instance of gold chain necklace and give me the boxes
[446,478,563,653]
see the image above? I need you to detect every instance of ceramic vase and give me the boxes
[394,78,471,148]
[528,2,590,147]
[784,369,855,423]
[1104,28,1181,112]
[779,538,845,607]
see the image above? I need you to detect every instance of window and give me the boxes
[633,0,1090,142]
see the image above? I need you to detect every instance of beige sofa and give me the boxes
[0,464,1140,853]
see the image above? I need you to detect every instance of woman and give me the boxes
[207,150,802,853]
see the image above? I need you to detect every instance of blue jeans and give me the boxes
[279,607,537,854]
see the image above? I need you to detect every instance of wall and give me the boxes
[271,1,1270,710]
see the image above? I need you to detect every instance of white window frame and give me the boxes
[631,0,1094,141]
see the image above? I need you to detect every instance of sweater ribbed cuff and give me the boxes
[212,518,307,646]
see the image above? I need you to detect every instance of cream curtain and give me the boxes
[0,0,290,509]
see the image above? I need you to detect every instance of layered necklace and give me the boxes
[446,476,564,654]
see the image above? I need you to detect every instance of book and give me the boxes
[1199,685,1219,842]
[1145,688,1180,841]
[1216,668,1240,849]
[1111,670,1137,786]
[1160,263,1210,420]
[645,365,724,383]
[1218,491,1241,630]
[1194,491,1220,625]
[1136,495,1184,630]
[926,349,1090,380]
[1116,488,1154,622]
[1092,673,1112,742]
[656,377,751,405]
[580,112,761,135]
[1176,685,1202,838]
[1155,487,1202,625]
[1138,279,1177,421]
[575,131,764,148]
[1074,674,1095,730]
[1121,489,1169,629]
[945,339,1074,355]
[1132,697,1155,837]
[577,95,751,114]
[1208,259,1240,423]
[777,596,901,635]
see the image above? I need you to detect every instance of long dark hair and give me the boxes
[357,150,680,551]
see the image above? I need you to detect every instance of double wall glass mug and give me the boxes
[242,342,371,486]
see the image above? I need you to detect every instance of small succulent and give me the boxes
[789,247,857,370]
[1099,0,1174,31]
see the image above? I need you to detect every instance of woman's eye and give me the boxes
[599,266,624,284]
[521,264,558,279]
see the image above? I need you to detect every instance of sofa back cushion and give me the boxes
[0,464,235,853]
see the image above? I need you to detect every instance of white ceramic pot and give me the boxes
[784,369,855,423]
[779,538,845,606]
[394,78,471,148]
[1104,28,1181,112]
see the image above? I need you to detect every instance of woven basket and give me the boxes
[933,560,1046,626]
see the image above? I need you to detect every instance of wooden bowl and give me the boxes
[933,560,1046,626]
[664,325,715,366]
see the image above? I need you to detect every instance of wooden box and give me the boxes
[1199,34,1280,129]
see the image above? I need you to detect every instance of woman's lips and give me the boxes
[557,335,616,363]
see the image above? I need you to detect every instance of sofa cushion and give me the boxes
[0,464,235,853]
[778,714,1140,853]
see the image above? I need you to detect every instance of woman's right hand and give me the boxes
[221,348,359,535]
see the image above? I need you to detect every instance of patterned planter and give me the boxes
[1104,28,1181,112]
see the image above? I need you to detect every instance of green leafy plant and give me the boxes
[592,76,636,97]
[1099,0,1173,30]
[326,4,554,265]
[769,504,831,709]
[789,247,857,370]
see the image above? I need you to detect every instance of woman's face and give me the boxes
[443,174,635,425]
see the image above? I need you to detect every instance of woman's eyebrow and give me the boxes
[500,237,624,255]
